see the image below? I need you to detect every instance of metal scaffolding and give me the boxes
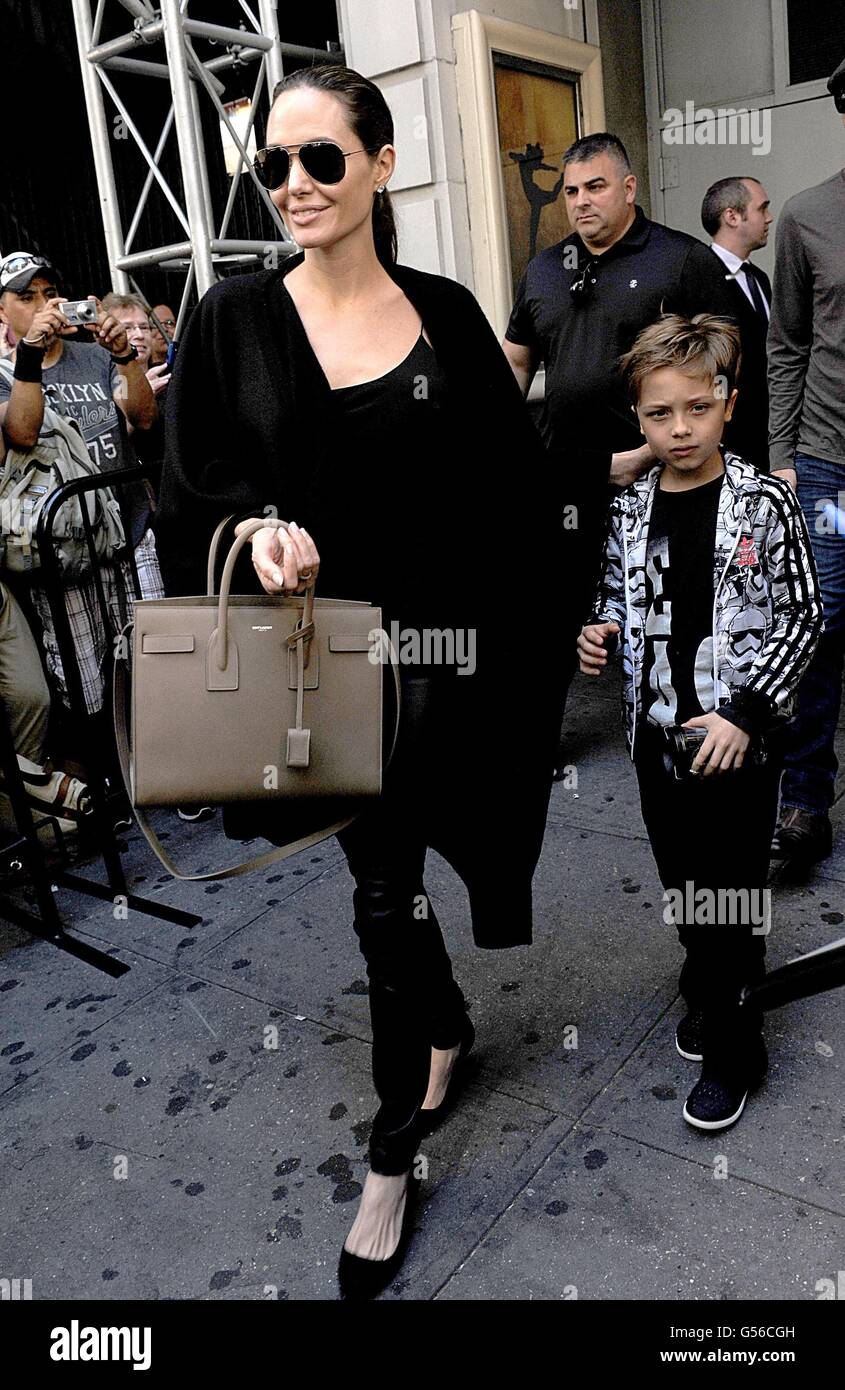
[70,0,343,333]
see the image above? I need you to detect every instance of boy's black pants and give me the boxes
[634,721,783,1062]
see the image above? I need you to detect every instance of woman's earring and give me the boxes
[376,185,386,194]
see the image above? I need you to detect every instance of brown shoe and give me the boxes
[771,806,832,862]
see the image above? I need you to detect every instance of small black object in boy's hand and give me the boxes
[663,725,708,780]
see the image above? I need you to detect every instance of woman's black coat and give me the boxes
[153,252,584,948]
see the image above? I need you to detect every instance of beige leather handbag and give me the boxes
[113,516,399,881]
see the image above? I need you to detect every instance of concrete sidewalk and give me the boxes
[1,675,843,1301]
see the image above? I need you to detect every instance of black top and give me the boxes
[505,208,736,459]
[321,330,447,630]
[153,252,579,949]
[641,473,724,728]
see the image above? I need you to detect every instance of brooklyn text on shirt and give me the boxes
[44,380,109,405]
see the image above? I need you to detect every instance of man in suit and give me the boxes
[701,177,773,471]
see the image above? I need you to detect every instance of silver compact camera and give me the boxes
[58,298,98,326]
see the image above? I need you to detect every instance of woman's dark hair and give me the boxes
[271,64,398,268]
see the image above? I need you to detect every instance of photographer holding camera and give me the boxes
[0,251,164,718]
[0,253,157,476]
[0,252,160,558]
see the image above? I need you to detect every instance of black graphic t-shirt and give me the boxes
[641,473,723,728]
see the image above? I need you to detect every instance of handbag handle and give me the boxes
[210,516,314,672]
[207,512,291,595]
[206,512,242,595]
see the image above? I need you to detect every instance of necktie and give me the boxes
[740,262,769,323]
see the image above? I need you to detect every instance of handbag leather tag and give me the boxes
[206,631,239,690]
[286,727,311,767]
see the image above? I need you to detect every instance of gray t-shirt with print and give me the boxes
[0,337,151,546]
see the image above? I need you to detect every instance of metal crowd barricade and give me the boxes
[0,688,128,976]
[0,465,200,973]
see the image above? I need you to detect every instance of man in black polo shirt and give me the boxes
[503,133,735,629]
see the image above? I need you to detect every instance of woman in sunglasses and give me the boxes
[154,64,573,1300]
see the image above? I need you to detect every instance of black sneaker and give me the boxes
[683,1042,767,1132]
[675,1008,705,1062]
[771,807,832,863]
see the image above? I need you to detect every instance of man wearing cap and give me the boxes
[0,253,157,466]
[0,251,163,716]
[768,59,845,864]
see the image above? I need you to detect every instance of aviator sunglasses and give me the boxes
[253,140,381,191]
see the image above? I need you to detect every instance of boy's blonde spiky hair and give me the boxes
[620,313,742,403]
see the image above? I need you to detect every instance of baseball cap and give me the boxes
[0,251,56,294]
[828,56,845,112]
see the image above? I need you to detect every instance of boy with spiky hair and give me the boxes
[578,313,822,1130]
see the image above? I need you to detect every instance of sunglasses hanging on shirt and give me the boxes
[253,140,380,191]
[570,259,597,304]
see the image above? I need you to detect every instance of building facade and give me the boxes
[338,0,845,335]
[3,2,843,332]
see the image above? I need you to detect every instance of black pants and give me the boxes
[634,721,782,1059]
[336,673,468,1175]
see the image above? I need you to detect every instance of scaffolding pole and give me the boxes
[71,0,130,292]
[160,0,214,293]
[71,0,344,303]
[257,0,284,95]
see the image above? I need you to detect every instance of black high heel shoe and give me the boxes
[418,1015,476,1137]
[337,1173,420,1301]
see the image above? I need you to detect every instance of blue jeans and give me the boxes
[780,453,845,816]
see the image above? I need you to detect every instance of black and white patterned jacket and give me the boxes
[590,453,823,759]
